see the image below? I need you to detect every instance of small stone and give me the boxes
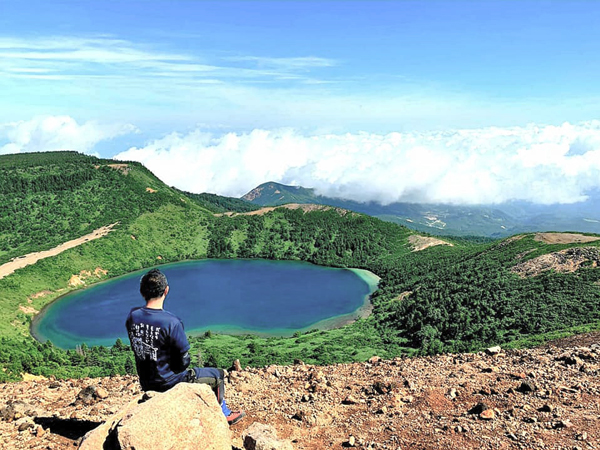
[561,419,573,428]
[343,395,359,405]
[368,356,381,364]
[76,386,97,405]
[35,425,45,437]
[479,409,495,420]
[468,402,490,415]
[576,431,588,441]
[373,380,393,395]
[517,381,536,393]
[486,346,502,355]
[232,359,242,372]
[17,421,34,432]
[539,404,553,413]
[377,406,388,414]
[95,387,109,399]
[243,422,293,450]
[553,419,573,429]
[349,435,356,447]
[402,395,414,404]
[448,388,458,399]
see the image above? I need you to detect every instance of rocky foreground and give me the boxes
[2,334,600,450]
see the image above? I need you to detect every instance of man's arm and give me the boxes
[172,351,191,372]
[169,320,192,373]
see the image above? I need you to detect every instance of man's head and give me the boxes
[140,269,169,302]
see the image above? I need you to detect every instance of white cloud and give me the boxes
[0,36,336,86]
[114,121,600,205]
[0,36,190,63]
[0,116,136,155]
[225,56,336,70]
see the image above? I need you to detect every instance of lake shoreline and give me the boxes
[31,259,380,347]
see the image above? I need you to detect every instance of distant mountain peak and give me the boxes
[241,181,600,237]
[241,182,317,206]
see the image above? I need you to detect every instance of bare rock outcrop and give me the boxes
[512,246,600,277]
[80,383,230,450]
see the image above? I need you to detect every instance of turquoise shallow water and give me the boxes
[32,259,378,349]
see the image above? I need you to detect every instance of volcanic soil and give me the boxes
[2,334,600,449]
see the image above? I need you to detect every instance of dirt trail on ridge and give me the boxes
[0,223,118,280]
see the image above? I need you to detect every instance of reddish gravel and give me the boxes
[2,334,600,449]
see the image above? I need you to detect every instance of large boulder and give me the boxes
[80,383,231,450]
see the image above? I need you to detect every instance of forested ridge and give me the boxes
[179,190,260,214]
[1,151,599,382]
[0,151,197,265]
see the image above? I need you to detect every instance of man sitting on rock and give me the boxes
[126,268,245,425]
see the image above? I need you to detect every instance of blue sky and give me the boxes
[1,1,600,205]
[2,1,599,131]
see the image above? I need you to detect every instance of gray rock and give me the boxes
[15,417,35,432]
[486,346,502,355]
[243,422,293,450]
[517,381,536,393]
[0,401,29,421]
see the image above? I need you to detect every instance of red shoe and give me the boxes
[227,410,246,426]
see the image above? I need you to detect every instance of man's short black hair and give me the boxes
[140,269,168,301]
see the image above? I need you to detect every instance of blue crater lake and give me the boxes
[32,259,379,349]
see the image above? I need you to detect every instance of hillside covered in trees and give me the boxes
[242,181,600,237]
[1,151,599,382]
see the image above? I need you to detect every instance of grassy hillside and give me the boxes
[1,152,600,381]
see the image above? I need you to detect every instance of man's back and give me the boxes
[127,268,245,425]
[126,306,190,392]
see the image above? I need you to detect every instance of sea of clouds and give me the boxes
[2,116,599,206]
[0,116,136,157]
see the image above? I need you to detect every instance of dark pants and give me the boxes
[185,367,231,415]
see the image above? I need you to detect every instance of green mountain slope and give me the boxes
[179,190,260,214]
[242,181,600,237]
[1,152,600,381]
[0,151,209,265]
